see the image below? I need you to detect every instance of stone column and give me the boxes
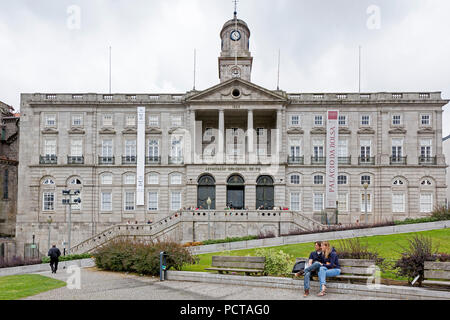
[276,110,282,164]
[218,108,225,164]
[247,108,255,163]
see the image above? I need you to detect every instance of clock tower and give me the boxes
[219,12,253,82]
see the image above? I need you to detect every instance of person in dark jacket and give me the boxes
[317,241,341,296]
[295,241,324,297]
[48,245,61,274]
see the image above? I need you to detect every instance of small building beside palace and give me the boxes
[15,14,449,256]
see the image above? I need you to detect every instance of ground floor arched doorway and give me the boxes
[227,175,245,209]
[197,174,216,209]
[256,175,274,209]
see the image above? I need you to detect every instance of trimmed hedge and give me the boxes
[41,253,92,264]
[93,239,199,276]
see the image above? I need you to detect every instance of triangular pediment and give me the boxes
[122,127,137,135]
[41,128,59,135]
[287,128,304,135]
[357,128,376,135]
[68,127,85,135]
[418,127,435,135]
[389,127,407,134]
[339,128,352,135]
[310,127,327,135]
[146,128,162,135]
[186,78,287,103]
[99,128,116,135]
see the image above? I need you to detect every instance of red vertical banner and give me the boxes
[326,110,339,209]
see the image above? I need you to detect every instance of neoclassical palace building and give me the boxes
[16,14,449,254]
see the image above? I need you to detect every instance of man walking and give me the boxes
[48,244,61,274]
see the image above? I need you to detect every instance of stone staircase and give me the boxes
[70,211,325,254]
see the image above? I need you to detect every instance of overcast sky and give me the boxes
[1,0,450,135]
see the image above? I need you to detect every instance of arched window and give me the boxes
[124,173,136,185]
[313,175,324,185]
[101,173,113,185]
[148,172,159,185]
[361,175,371,185]
[170,173,183,185]
[43,178,55,185]
[290,174,301,185]
[393,179,404,186]
[42,177,56,212]
[421,179,432,186]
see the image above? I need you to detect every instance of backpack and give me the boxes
[292,260,306,274]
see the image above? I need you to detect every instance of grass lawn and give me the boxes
[181,229,450,281]
[0,274,66,300]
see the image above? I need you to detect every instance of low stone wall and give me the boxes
[166,270,450,300]
[189,220,450,254]
[0,258,95,277]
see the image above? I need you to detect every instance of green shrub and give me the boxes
[431,205,450,221]
[93,239,199,276]
[41,253,92,264]
[254,248,294,277]
[394,235,438,286]
[335,238,382,262]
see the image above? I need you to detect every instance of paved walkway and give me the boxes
[24,267,389,300]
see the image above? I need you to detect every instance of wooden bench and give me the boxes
[423,261,450,288]
[295,257,377,283]
[205,256,266,276]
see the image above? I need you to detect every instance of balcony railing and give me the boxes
[287,156,304,165]
[98,156,115,165]
[122,156,137,165]
[169,156,184,165]
[146,156,161,165]
[311,156,326,165]
[419,156,437,165]
[358,156,375,165]
[338,157,351,165]
[67,156,84,165]
[390,156,407,165]
[40,155,57,164]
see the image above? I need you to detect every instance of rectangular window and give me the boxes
[338,140,348,157]
[392,115,402,126]
[290,139,301,157]
[392,194,405,213]
[125,115,136,127]
[125,140,137,157]
[44,139,57,156]
[420,194,433,213]
[290,193,301,211]
[170,191,182,211]
[101,174,113,185]
[72,114,83,126]
[149,115,159,127]
[313,193,324,212]
[103,114,113,127]
[45,114,56,127]
[70,139,83,157]
[313,139,324,158]
[290,115,300,126]
[314,175,324,185]
[171,115,182,127]
[43,192,55,211]
[420,139,432,159]
[148,140,160,157]
[392,139,403,158]
[101,192,112,211]
[338,193,348,212]
[421,114,431,126]
[361,194,372,212]
[170,174,182,185]
[338,115,347,126]
[360,139,371,158]
[171,137,183,157]
[102,139,113,157]
[124,175,136,185]
[314,115,323,126]
[148,192,158,211]
[361,115,371,126]
[124,192,135,211]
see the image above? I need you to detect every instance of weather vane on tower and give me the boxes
[233,0,239,18]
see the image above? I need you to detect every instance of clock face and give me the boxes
[230,30,241,41]
[231,67,241,78]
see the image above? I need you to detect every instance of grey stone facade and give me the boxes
[15,16,449,256]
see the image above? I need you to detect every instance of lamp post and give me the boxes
[207,197,212,240]
[62,189,81,255]
[363,183,369,225]
[47,216,53,251]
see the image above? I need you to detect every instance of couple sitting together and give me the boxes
[295,241,341,297]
